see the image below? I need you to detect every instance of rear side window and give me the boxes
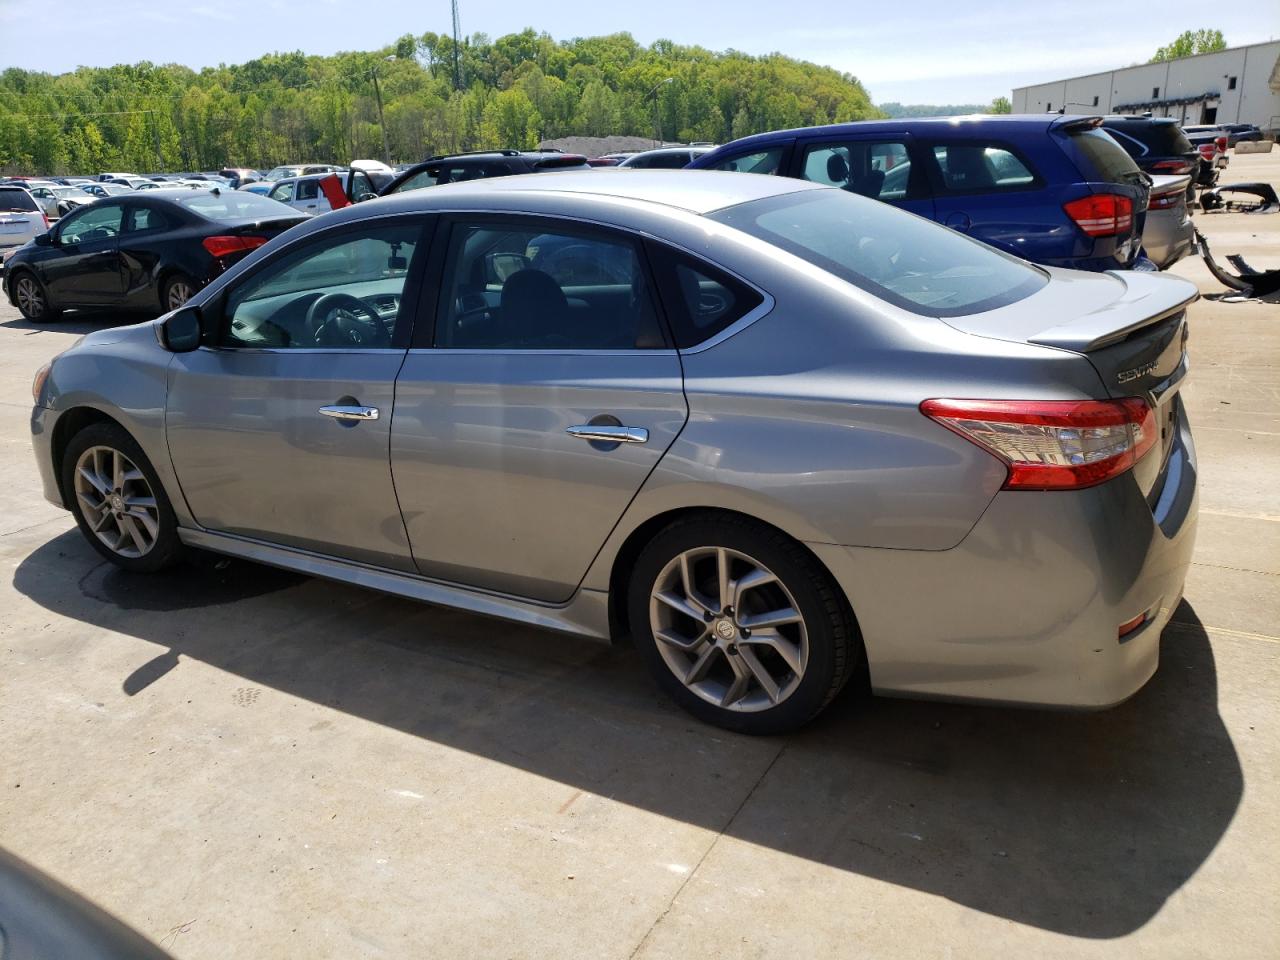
[711,190,1046,317]
[800,140,916,200]
[647,244,764,348]
[930,143,1036,192]
[1068,128,1142,183]
[296,180,319,201]
[706,148,784,175]
[0,188,38,212]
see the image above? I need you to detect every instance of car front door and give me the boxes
[294,177,323,213]
[790,134,934,219]
[165,218,431,570]
[390,215,688,603]
[42,202,125,306]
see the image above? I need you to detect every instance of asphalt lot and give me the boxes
[1,154,1277,959]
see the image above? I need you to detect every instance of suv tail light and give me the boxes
[921,398,1157,490]
[202,235,268,259]
[1214,136,1228,153]
[1197,143,1216,161]
[1063,194,1133,238]
[1150,159,1192,174]
[1149,190,1183,211]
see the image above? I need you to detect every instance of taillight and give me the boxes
[1063,194,1133,238]
[1149,191,1182,211]
[202,234,268,259]
[1214,136,1227,153]
[1150,159,1192,174]
[41,212,50,229]
[921,398,1158,491]
[1197,144,1216,160]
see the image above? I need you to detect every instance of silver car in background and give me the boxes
[1143,173,1195,270]
[0,185,47,268]
[29,171,1199,733]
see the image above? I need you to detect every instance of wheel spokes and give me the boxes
[736,646,782,703]
[739,629,804,676]
[738,605,803,631]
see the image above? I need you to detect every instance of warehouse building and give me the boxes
[1012,41,1280,132]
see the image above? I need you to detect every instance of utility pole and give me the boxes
[370,56,395,165]
[647,77,673,147]
[451,0,463,91]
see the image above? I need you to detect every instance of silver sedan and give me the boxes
[26,171,1199,733]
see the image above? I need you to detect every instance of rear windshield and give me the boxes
[0,188,38,212]
[177,190,297,221]
[1069,128,1143,183]
[711,189,1046,317]
[1107,122,1192,156]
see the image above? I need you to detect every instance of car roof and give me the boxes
[366,168,822,217]
[711,113,1100,151]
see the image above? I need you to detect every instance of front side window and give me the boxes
[800,140,914,200]
[223,224,422,349]
[436,222,664,350]
[930,143,1037,192]
[268,182,294,203]
[707,147,784,175]
[711,190,1046,317]
[59,203,123,243]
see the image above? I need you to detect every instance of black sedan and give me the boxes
[2,189,305,322]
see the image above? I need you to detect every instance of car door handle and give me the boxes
[566,424,648,444]
[319,404,379,421]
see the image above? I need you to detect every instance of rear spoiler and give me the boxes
[1029,275,1197,352]
[1050,115,1103,133]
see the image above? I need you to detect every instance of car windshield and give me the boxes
[264,166,302,181]
[710,189,1047,317]
[177,191,298,221]
[51,187,81,198]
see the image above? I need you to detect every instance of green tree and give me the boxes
[1151,29,1226,62]
[989,96,1012,115]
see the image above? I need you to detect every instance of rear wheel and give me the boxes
[161,273,197,312]
[628,515,861,734]
[63,422,183,573]
[12,271,59,322]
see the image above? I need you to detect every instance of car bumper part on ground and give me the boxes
[810,401,1198,709]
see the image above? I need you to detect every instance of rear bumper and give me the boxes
[1144,211,1195,270]
[810,407,1198,708]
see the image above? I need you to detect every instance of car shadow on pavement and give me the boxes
[13,531,1242,940]
[0,312,142,337]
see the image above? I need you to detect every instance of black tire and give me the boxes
[11,270,60,323]
[627,514,862,735]
[160,272,197,313]
[62,421,183,573]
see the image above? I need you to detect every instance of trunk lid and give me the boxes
[941,269,1197,496]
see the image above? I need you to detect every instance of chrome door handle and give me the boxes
[320,404,379,421]
[566,424,648,444]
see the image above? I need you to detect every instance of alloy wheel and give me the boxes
[649,546,809,712]
[72,445,161,559]
[167,280,194,310]
[15,276,43,318]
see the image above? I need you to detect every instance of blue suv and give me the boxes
[687,115,1152,272]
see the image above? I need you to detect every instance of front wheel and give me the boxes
[62,422,183,573]
[628,515,862,735]
[12,271,60,323]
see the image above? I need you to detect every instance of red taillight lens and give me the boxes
[1197,144,1216,160]
[1063,194,1133,238]
[921,398,1158,491]
[1150,159,1192,174]
[202,234,268,259]
[1214,136,1227,152]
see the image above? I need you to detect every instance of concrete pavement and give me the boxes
[0,154,1277,958]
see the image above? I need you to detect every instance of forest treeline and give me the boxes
[0,30,881,173]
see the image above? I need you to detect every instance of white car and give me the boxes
[265,170,378,214]
[28,185,92,219]
[0,186,48,269]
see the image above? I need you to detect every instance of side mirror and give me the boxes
[356,192,378,203]
[159,306,202,353]
[34,232,53,246]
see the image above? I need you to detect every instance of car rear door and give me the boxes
[42,201,125,305]
[390,214,688,603]
[788,133,934,219]
[165,218,432,570]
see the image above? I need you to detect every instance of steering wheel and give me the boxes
[304,293,391,347]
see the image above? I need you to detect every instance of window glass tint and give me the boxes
[652,250,764,349]
[1068,128,1142,183]
[708,147,783,175]
[178,190,296,221]
[931,143,1035,191]
[296,179,319,201]
[391,168,442,193]
[0,188,38,212]
[437,223,663,350]
[127,207,170,232]
[60,203,123,242]
[711,190,1046,317]
[800,141,912,199]
[224,224,420,349]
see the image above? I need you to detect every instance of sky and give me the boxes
[1,0,1277,105]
